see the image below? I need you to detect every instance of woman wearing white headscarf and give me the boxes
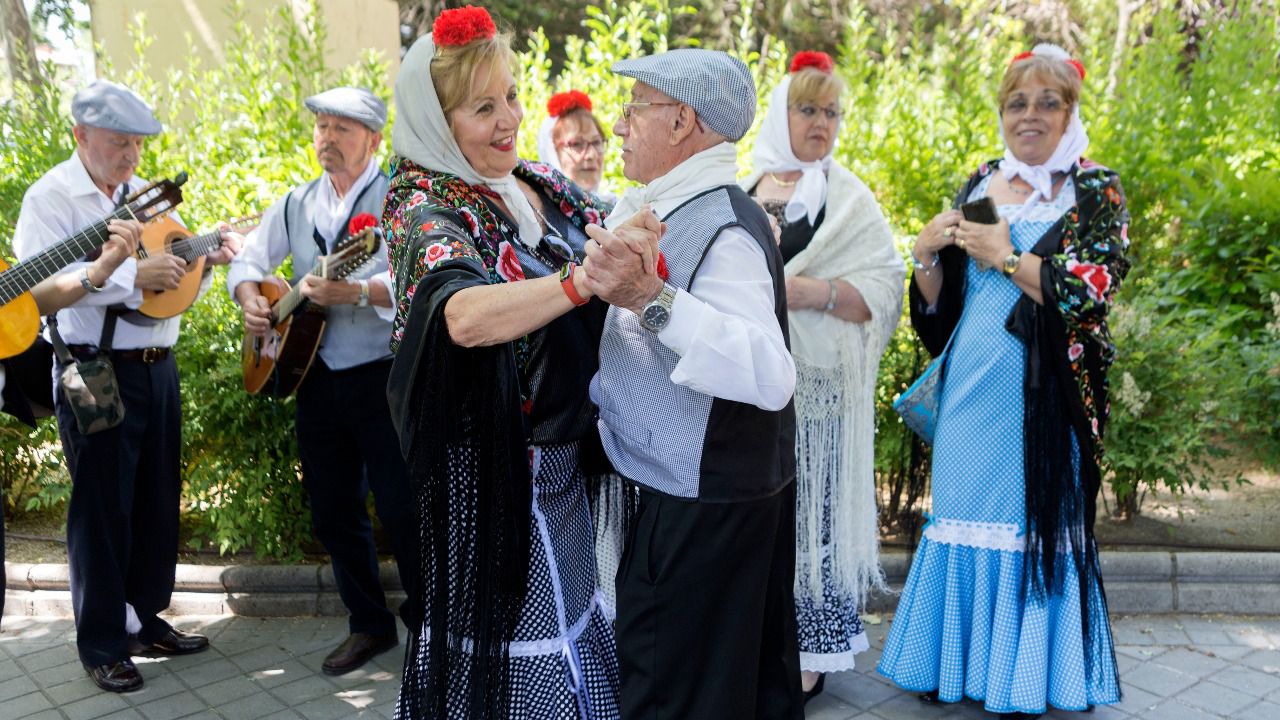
[742,51,904,703]
[877,45,1130,718]
[382,7,623,719]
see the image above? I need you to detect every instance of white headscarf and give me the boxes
[535,115,562,171]
[750,75,833,226]
[392,33,542,249]
[998,44,1090,221]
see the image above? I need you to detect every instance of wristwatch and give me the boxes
[1001,249,1024,277]
[79,267,102,294]
[639,283,677,333]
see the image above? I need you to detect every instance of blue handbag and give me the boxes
[893,323,960,446]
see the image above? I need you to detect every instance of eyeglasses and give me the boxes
[621,101,678,122]
[790,103,840,122]
[557,138,605,156]
[1002,96,1067,116]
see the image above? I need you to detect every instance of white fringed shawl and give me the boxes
[742,163,904,608]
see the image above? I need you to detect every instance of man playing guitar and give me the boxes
[227,87,418,676]
[11,80,242,693]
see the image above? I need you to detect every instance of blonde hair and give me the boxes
[429,33,517,123]
[552,107,607,145]
[998,55,1081,112]
[788,67,845,106]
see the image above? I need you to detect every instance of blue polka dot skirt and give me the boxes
[877,190,1121,714]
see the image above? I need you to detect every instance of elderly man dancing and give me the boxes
[585,49,803,720]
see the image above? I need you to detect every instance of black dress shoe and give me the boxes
[321,632,399,676]
[918,689,941,704]
[802,673,826,705]
[85,659,143,693]
[130,628,210,656]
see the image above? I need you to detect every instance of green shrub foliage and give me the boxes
[2,0,1277,556]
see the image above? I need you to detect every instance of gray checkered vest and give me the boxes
[592,185,796,501]
[283,172,393,371]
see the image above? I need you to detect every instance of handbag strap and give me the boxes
[45,315,76,365]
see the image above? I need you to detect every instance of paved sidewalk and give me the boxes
[2,614,1279,719]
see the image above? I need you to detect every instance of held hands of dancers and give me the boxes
[581,205,666,314]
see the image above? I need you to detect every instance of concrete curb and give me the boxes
[5,550,1279,618]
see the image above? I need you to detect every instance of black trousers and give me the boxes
[295,358,419,636]
[54,354,182,667]
[617,483,804,720]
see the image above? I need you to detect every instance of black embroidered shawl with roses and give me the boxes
[381,156,607,719]
[908,159,1130,688]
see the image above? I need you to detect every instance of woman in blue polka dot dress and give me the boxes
[878,45,1131,718]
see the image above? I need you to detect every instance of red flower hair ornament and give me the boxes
[790,51,834,74]
[348,212,378,236]
[1010,43,1086,80]
[432,5,496,47]
[547,90,593,118]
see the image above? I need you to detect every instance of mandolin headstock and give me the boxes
[319,227,383,280]
[125,172,187,224]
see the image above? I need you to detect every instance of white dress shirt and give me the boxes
[648,200,796,413]
[13,152,192,349]
[226,158,395,323]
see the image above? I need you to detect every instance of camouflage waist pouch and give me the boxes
[46,314,126,435]
[59,354,125,435]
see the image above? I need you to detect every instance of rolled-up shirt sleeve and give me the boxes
[226,198,290,300]
[656,227,795,411]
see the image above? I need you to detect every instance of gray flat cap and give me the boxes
[613,49,756,141]
[71,80,162,136]
[304,87,387,132]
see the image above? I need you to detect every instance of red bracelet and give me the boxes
[559,262,589,306]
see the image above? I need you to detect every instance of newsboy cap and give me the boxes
[304,87,387,132]
[613,49,756,141]
[71,80,162,136]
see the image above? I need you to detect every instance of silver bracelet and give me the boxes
[911,253,941,276]
[823,279,838,313]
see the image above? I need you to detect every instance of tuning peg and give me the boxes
[174,171,188,186]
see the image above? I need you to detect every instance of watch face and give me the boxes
[642,304,670,330]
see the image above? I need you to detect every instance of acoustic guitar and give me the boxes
[134,213,260,319]
[241,226,382,397]
[0,173,187,359]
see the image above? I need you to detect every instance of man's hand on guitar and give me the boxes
[298,274,359,307]
[135,254,188,291]
[88,220,144,286]
[206,225,245,266]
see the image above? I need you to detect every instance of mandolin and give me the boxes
[241,226,382,397]
[0,174,187,359]
[134,212,260,319]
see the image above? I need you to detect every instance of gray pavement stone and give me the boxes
[132,691,209,720]
[96,709,144,720]
[1138,699,1223,720]
[5,690,56,717]
[1125,661,1201,696]
[1235,699,1280,719]
[1209,664,1280,697]
[0,673,39,702]
[60,690,132,720]
[211,689,288,719]
[1174,679,1256,715]
[1151,647,1231,678]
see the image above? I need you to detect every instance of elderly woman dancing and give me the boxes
[383,6,628,718]
[742,50,904,703]
[877,45,1130,718]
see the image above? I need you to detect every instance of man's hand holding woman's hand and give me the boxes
[581,206,666,314]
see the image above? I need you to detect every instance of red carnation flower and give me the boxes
[656,252,669,282]
[1066,59,1086,80]
[1009,50,1035,65]
[790,51,834,74]
[547,90,593,118]
[348,212,377,235]
[432,5,496,47]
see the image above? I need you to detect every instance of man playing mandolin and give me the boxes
[227,87,419,676]
[12,80,242,693]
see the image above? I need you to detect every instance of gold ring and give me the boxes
[943,227,954,238]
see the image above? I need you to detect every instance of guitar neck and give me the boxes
[170,230,224,262]
[0,212,127,304]
[271,258,330,321]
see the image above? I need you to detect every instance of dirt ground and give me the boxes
[5,464,1279,565]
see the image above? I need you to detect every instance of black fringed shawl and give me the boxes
[383,157,607,719]
[908,159,1131,681]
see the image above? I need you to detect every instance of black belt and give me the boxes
[67,344,171,363]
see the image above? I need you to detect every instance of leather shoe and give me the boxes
[85,659,143,693]
[321,632,399,676]
[130,628,210,656]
